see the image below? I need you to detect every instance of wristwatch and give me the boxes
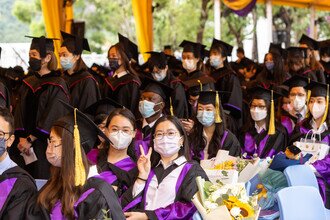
[27,136,33,144]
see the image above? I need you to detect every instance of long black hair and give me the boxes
[260,52,286,85]
[189,103,227,161]
[149,116,190,168]
[97,108,137,169]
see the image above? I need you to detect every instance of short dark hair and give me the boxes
[237,47,245,54]
[0,107,14,133]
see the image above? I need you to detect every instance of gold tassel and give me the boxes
[268,90,275,135]
[73,108,86,186]
[197,80,203,92]
[320,84,329,125]
[170,97,174,116]
[215,91,222,123]
[306,78,311,118]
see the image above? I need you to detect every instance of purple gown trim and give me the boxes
[223,103,242,112]
[299,125,330,145]
[198,130,229,160]
[36,127,49,135]
[175,163,193,193]
[313,154,330,203]
[50,188,95,220]
[122,197,142,212]
[143,170,156,209]
[243,131,273,158]
[135,130,151,158]
[0,178,17,211]
[281,116,294,136]
[86,148,99,165]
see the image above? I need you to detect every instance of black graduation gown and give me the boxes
[14,71,70,179]
[25,177,125,220]
[121,160,208,220]
[320,61,330,84]
[161,72,189,118]
[0,166,37,219]
[103,73,141,115]
[63,70,101,111]
[0,80,11,109]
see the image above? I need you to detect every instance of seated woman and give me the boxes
[26,105,125,220]
[121,116,208,220]
[240,87,287,159]
[289,81,330,145]
[190,91,241,161]
[96,108,138,197]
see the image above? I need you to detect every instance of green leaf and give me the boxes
[221,170,228,177]
[222,194,229,200]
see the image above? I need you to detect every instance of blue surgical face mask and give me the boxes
[265,61,274,71]
[60,57,75,71]
[139,100,161,118]
[196,110,215,127]
[210,55,222,68]
[0,138,7,157]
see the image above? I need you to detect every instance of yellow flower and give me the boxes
[223,196,255,218]
[214,160,235,170]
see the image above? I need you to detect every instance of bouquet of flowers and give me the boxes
[192,176,260,220]
[200,150,271,184]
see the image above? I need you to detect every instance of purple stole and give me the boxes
[243,130,275,159]
[281,115,294,136]
[0,178,17,212]
[199,130,229,160]
[135,129,151,158]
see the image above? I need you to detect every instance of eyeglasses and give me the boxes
[108,127,134,136]
[0,131,12,141]
[154,130,179,140]
[47,138,62,148]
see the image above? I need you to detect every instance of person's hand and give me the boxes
[18,137,32,156]
[181,119,194,134]
[124,212,148,220]
[137,145,152,180]
[243,65,256,80]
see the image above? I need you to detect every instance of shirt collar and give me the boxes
[310,119,328,133]
[290,105,307,118]
[156,156,187,169]
[255,122,267,134]
[142,114,163,129]
[0,153,17,175]
[113,70,127,78]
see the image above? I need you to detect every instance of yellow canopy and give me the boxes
[257,0,330,11]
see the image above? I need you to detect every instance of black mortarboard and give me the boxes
[283,75,309,89]
[164,45,172,50]
[140,76,173,100]
[55,101,110,154]
[84,98,123,117]
[198,90,228,105]
[179,40,206,59]
[269,43,285,57]
[146,51,167,69]
[61,31,90,54]
[249,86,281,101]
[210,38,233,56]
[299,34,319,50]
[26,35,58,58]
[182,75,215,97]
[118,33,139,62]
[318,40,330,56]
[287,145,301,156]
[286,47,308,59]
[274,85,289,97]
[305,80,328,97]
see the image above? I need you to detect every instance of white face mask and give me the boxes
[292,96,306,111]
[154,136,181,158]
[182,59,196,71]
[321,57,330,63]
[310,103,326,120]
[109,131,133,150]
[152,70,167,82]
[46,150,61,167]
[250,107,267,121]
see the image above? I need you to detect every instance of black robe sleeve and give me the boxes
[116,81,140,115]
[170,81,189,118]
[222,130,241,157]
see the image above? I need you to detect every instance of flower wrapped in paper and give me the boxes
[192,176,260,220]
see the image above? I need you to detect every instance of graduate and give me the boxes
[135,77,173,157]
[104,33,141,115]
[146,51,189,118]
[14,36,70,179]
[59,31,101,111]
[96,108,138,197]
[190,91,241,162]
[289,81,330,145]
[0,107,37,219]
[121,116,208,220]
[283,75,310,126]
[26,104,125,220]
[207,38,243,135]
[319,39,330,84]
[240,87,287,158]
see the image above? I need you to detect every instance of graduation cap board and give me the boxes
[84,98,123,118]
[118,33,139,62]
[146,51,167,69]
[61,31,90,54]
[286,47,308,59]
[299,34,319,50]
[198,90,226,123]
[268,43,286,57]
[182,75,215,97]
[140,76,173,101]
[26,36,59,58]
[179,40,206,59]
[318,40,330,56]
[210,38,233,57]
[283,75,309,90]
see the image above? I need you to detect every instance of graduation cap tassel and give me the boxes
[320,84,329,125]
[268,90,275,135]
[73,108,86,187]
[197,80,203,92]
[170,97,174,116]
[306,78,311,118]
[215,91,222,123]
